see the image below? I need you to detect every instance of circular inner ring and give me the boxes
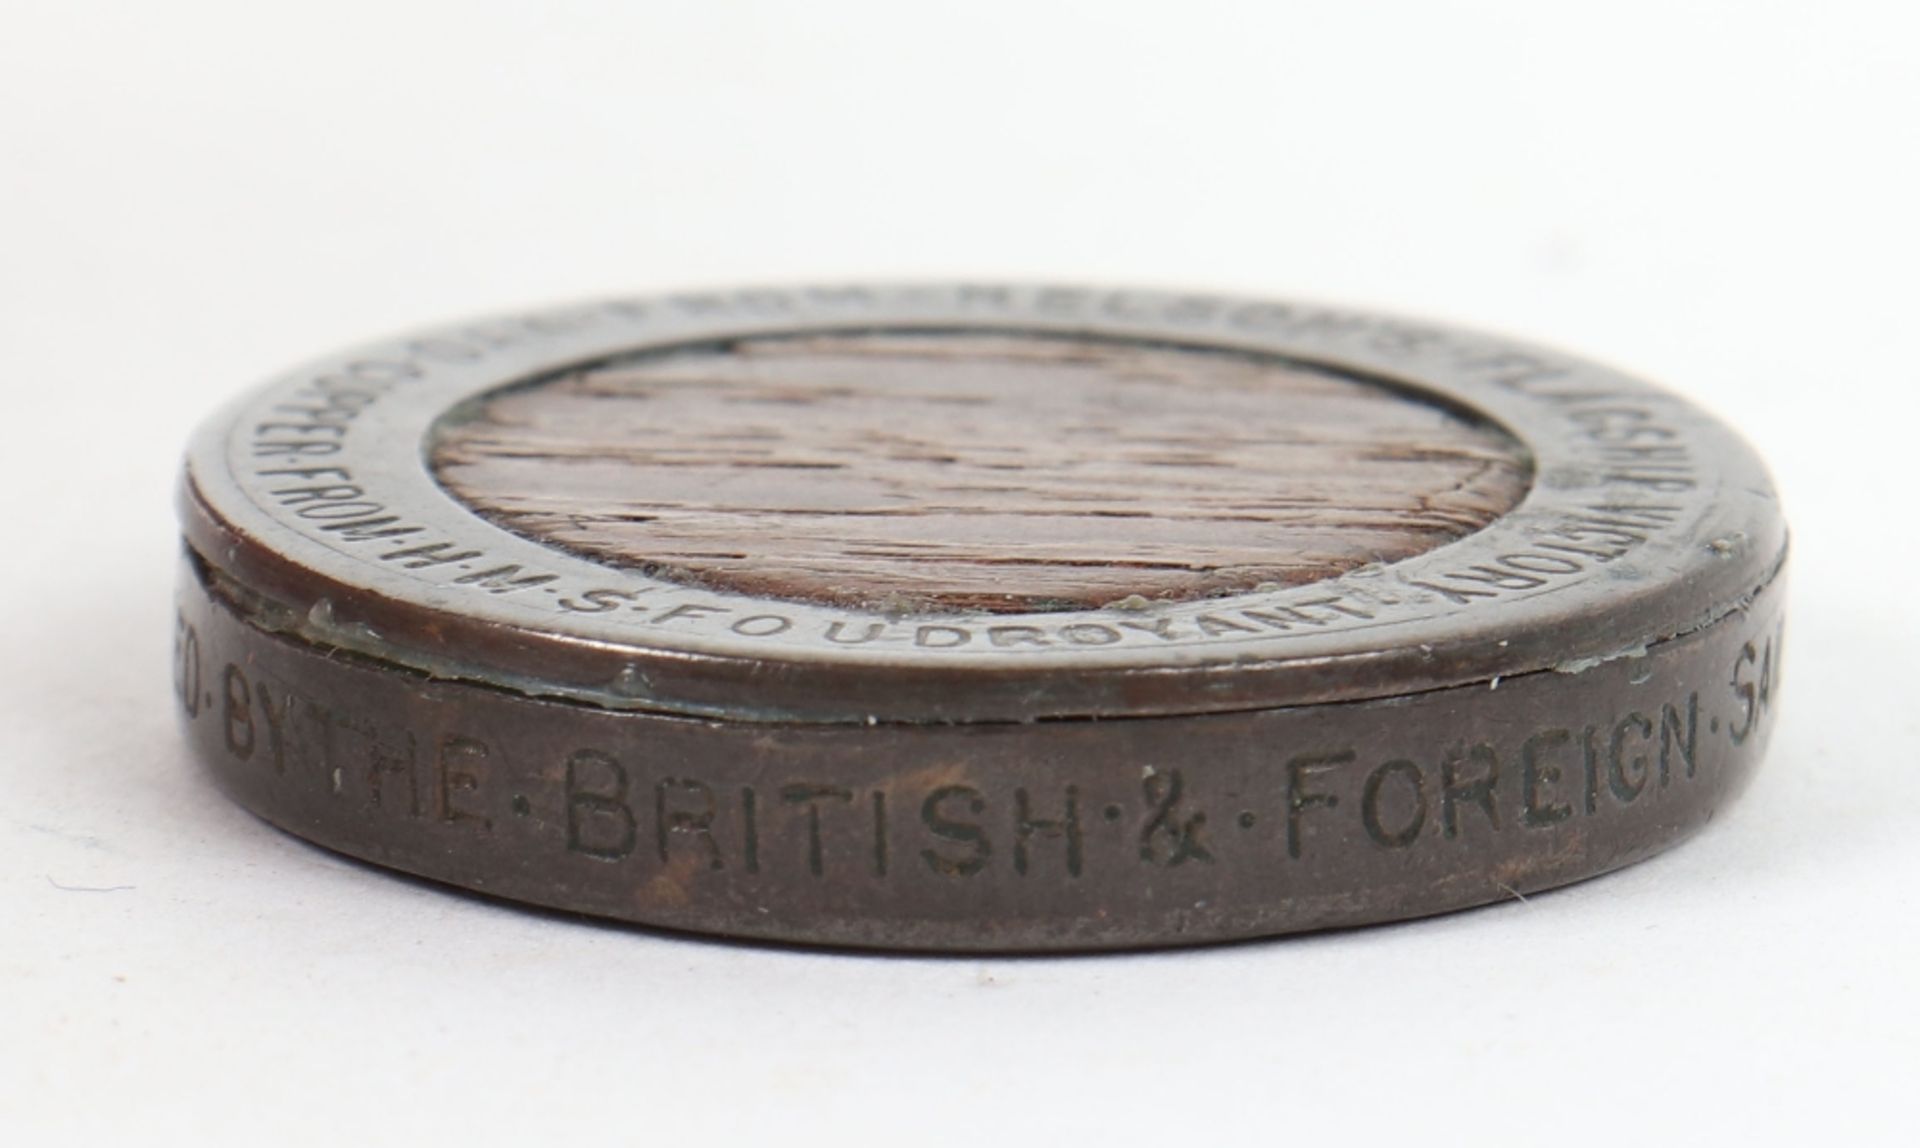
[428,331,1531,613]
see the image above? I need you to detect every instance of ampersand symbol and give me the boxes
[1139,768,1213,866]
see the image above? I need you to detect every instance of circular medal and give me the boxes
[174,285,1787,951]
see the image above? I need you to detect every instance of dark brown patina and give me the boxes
[174,286,1788,951]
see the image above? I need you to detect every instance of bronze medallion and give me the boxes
[174,285,1787,951]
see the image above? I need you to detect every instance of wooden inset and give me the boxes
[429,332,1531,613]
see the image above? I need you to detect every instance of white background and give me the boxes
[2,2,1914,1143]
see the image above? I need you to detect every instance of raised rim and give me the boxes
[180,284,1786,723]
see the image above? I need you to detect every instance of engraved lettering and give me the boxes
[1117,617,1179,641]
[730,614,794,637]
[452,565,558,595]
[656,778,724,870]
[989,625,1049,648]
[1521,729,1574,827]
[1448,566,1549,592]
[1014,786,1083,877]
[558,588,643,613]
[269,482,367,506]
[295,500,387,520]
[1286,751,1349,859]
[921,785,991,877]
[252,440,341,457]
[1407,579,1500,605]
[1362,759,1426,848]
[316,515,421,543]
[436,735,492,829]
[1059,624,1121,646]
[1441,743,1501,838]
[781,784,853,877]
[1608,713,1655,802]
[364,728,422,817]
[380,541,484,569]
[172,613,203,719]
[255,679,293,774]
[222,664,254,760]
[1729,635,1776,746]
[565,749,637,861]
[1499,554,1583,576]
[1194,614,1258,637]
[1140,769,1212,866]
[915,625,971,648]
[1661,694,1698,782]
[254,466,352,482]
[1578,725,1601,815]
[824,621,885,645]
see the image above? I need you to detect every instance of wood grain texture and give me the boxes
[429,332,1530,613]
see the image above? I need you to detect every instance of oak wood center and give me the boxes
[429,332,1530,613]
